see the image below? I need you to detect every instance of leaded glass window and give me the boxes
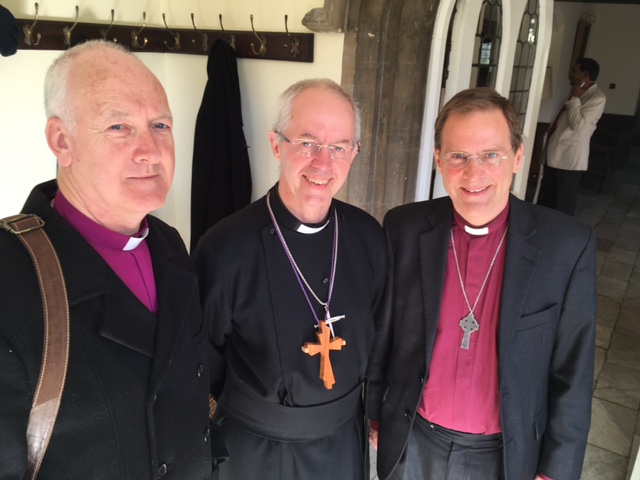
[509,0,540,127]
[471,0,503,88]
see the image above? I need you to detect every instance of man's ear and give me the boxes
[45,117,72,167]
[513,144,524,174]
[434,148,443,173]
[268,130,281,161]
[348,142,360,165]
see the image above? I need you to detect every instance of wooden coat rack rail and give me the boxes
[16,11,314,63]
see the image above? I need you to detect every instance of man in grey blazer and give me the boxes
[369,88,596,480]
[538,57,606,216]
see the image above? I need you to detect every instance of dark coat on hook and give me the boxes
[190,39,252,252]
[0,4,18,57]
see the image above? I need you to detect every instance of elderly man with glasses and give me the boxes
[368,88,596,480]
[192,78,386,480]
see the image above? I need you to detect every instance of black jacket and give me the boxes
[0,180,218,479]
[190,39,252,252]
[370,195,596,480]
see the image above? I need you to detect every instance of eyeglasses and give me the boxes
[275,131,358,162]
[440,149,515,170]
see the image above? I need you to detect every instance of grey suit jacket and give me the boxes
[369,195,596,480]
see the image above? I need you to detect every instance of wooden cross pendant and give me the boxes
[301,321,346,390]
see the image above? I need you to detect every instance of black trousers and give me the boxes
[537,165,582,217]
[391,416,504,480]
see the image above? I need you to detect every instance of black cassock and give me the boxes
[192,185,386,480]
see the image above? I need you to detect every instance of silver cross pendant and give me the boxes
[325,314,346,338]
[459,312,479,350]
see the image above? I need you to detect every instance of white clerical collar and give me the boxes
[270,184,332,235]
[297,220,330,234]
[464,225,489,236]
[123,226,150,251]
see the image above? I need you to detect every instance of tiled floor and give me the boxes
[369,146,640,480]
[581,146,640,480]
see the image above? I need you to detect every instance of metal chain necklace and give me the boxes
[266,192,347,390]
[266,192,344,337]
[450,226,508,350]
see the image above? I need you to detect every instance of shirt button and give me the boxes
[197,363,204,378]
[157,463,167,478]
[270,228,275,235]
[204,427,210,442]
[323,278,329,284]
[404,412,412,422]
[418,375,425,384]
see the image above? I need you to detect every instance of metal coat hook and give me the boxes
[191,13,208,52]
[249,14,267,56]
[218,14,236,50]
[63,6,80,47]
[580,12,596,24]
[131,12,148,49]
[23,2,42,46]
[100,9,116,42]
[284,15,299,58]
[162,13,181,50]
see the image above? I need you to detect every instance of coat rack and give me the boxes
[17,5,314,62]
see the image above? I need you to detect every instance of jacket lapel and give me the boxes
[420,200,453,366]
[99,278,157,358]
[28,186,158,358]
[498,197,540,359]
[145,219,198,392]
[26,183,191,374]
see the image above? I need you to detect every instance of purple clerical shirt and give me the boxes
[53,191,158,314]
[417,205,509,434]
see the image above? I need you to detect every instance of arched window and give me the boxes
[442,4,458,90]
[471,0,503,88]
[509,0,540,127]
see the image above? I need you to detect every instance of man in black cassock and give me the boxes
[192,78,386,480]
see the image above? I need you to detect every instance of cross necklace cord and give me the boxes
[266,192,346,389]
[266,193,340,331]
[450,226,508,349]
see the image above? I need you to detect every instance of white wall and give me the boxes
[0,0,343,248]
[539,2,640,122]
[585,3,640,116]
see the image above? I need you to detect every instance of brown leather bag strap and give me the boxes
[0,214,70,480]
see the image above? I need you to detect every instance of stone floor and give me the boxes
[580,147,640,480]
[369,146,640,480]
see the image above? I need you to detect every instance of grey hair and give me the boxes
[272,78,362,144]
[44,40,134,128]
